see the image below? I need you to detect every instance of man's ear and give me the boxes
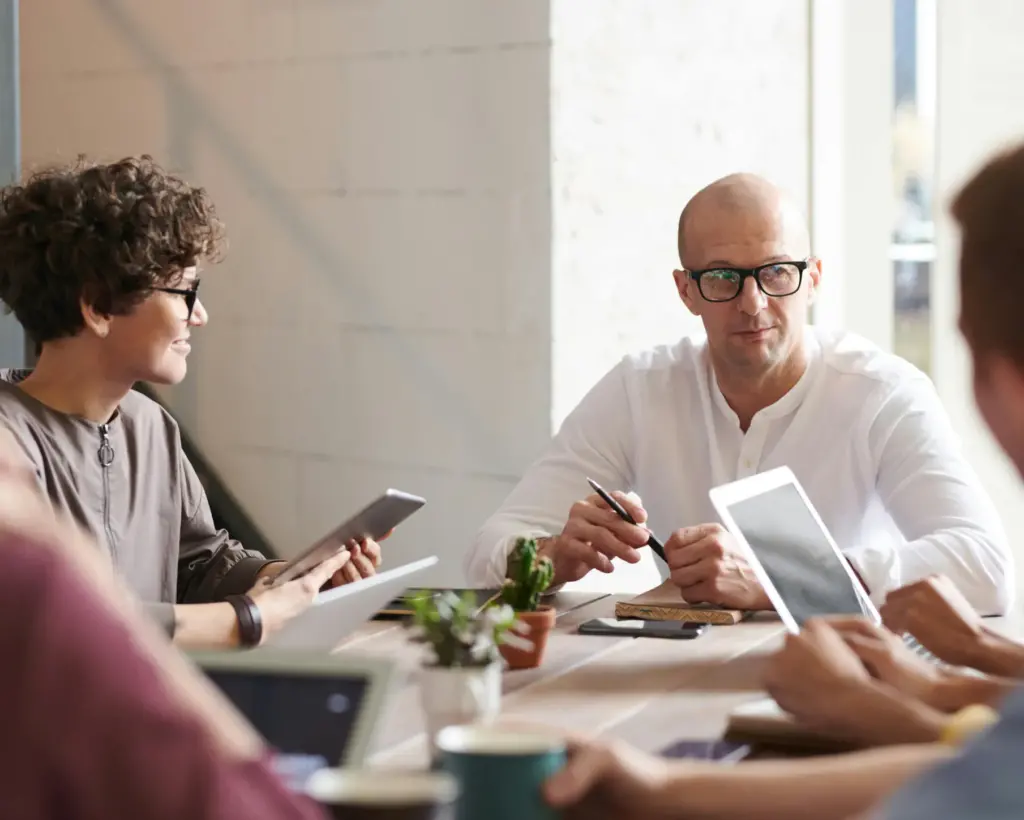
[80,298,112,340]
[805,257,823,306]
[673,269,702,317]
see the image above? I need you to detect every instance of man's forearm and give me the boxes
[972,627,1024,677]
[652,744,953,820]
[849,685,950,746]
[931,670,1019,711]
[789,682,950,748]
[172,602,240,649]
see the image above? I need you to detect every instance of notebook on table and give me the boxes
[615,579,751,625]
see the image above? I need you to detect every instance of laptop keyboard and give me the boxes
[903,634,943,666]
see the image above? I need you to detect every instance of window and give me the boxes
[892,0,936,374]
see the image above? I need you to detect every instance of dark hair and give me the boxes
[952,143,1024,370]
[0,155,225,344]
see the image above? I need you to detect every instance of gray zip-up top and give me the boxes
[0,370,273,636]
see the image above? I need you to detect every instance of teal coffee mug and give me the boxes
[437,725,566,820]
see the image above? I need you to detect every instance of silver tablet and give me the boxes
[271,489,426,588]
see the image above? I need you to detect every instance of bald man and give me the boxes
[466,174,1011,614]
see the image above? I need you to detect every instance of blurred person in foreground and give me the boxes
[0,156,380,649]
[544,144,1024,820]
[0,426,330,819]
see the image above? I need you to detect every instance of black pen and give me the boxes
[586,477,667,563]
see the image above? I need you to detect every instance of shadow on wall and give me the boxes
[92,0,514,471]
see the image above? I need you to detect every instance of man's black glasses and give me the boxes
[687,261,808,303]
[153,280,201,321]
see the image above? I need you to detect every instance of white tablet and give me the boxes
[191,649,395,786]
[263,555,439,650]
[708,466,878,633]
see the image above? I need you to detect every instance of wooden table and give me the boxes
[334,591,787,768]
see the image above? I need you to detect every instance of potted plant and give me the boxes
[498,537,556,670]
[405,589,527,760]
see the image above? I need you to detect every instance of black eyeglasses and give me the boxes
[153,279,201,321]
[687,261,808,303]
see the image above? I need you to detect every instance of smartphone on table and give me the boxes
[577,618,707,639]
[660,739,752,762]
[270,489,426,588]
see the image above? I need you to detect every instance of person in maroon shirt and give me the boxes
[0,428,330,820]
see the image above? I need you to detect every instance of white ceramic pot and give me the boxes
[418,661,502,761]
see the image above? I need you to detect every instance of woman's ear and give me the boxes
[80,298,112,339]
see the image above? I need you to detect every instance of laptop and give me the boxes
[192,649,394,788]
[263,555,439,650]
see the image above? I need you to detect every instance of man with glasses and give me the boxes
[467,173,1011,613]
[0,156,380,649]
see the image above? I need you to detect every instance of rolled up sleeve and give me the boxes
[177,453,275,603]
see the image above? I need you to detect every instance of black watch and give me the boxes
[225,594,263,647]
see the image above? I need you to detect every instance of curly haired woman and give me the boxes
[0,156,380,648]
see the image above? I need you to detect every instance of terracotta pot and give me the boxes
[499,605,556,670]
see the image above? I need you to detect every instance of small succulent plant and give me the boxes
[500,537,554,612]
[405,589,529,667]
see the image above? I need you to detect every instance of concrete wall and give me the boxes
[20,0,552,585]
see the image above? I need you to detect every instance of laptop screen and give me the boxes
[723,482,871,626]
[206,670,371,787]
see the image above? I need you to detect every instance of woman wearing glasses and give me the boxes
[0,156,380,649]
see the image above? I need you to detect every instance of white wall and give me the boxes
[932,0,1024,595]
[20,0,553,586]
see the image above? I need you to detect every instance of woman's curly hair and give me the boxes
[0,155,226,344]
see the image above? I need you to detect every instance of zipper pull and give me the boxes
[98,423,115,467]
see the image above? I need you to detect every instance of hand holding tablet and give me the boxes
[270,489,426,589]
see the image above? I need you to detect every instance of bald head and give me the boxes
[677,173,810,267]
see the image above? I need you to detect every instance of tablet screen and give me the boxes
[724,482,871,625]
